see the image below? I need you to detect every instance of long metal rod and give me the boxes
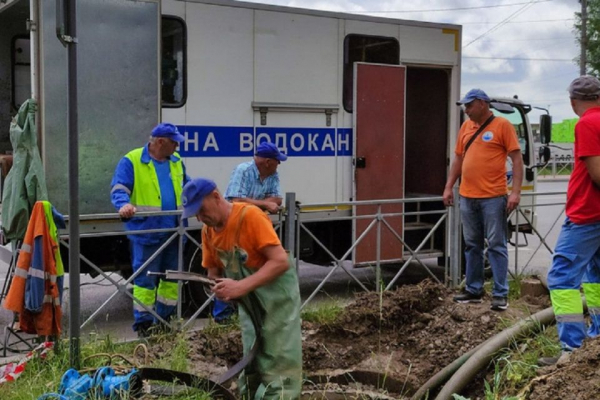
[65,0,80,369]
[375,205,381,292]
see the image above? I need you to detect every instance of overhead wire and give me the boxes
[360,0,553,14]
[464,56,573,61]
[464,0,542,47]
[459,18,574,25]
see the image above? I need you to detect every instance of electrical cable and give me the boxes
[361,0,553,14]
[464,0,542,47]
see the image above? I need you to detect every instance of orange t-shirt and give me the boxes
[202,203,281,270]
[455,116,521,198]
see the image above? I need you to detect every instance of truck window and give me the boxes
[11,36,30,110]
[161,16,186,108]
[492,106,530,165]
[343,34,400,113]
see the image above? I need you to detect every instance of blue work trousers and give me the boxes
[548,218,600,350]
[131,238,179,330]
[460,196,509,298]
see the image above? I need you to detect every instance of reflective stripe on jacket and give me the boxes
[4,201,64,336]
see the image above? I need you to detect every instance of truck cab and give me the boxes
[489,96,552,236]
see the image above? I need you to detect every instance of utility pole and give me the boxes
[581,0,588,76]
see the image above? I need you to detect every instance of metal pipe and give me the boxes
[64,0,80,369]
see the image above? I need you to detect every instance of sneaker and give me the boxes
[538,351,571,366]
[453,290,483,303]
[490,296,508,311]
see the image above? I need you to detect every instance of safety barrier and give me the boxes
[58,210,285,332]
[507,190,567,278]
[536,156,573,179]
[286,196,450,309]
[51,188,567,337]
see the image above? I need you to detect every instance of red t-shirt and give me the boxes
[566,107,600,224]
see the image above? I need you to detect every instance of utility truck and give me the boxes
[0,0,551,275]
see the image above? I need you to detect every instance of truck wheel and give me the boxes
[183,246,211,317]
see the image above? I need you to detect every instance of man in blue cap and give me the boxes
[443,89,523,311]
[110,122,189,336]
[213,141,288,322]
[181,178,302,400]
[225,141,287,214]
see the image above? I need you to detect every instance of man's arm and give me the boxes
[584,156,600,187]
[230,197,281,213]
[443,155,463,207]
[507,149,523,212]
[212,245,288,301]
[110,158,136,218]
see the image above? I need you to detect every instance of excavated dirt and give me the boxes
[143,280,552,398]
[523,337,600,400]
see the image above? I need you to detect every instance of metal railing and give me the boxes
[289,197,449,308]
[537,156,573,179]
[59,209,285,332]
[508,190,567,277]
[56,188,567,338]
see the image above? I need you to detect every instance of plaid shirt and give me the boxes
[224,161,282,201]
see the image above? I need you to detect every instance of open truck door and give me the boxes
[353,63,406,265]
[0,0,160,215]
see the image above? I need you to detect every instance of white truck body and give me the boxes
[0,0,541,266]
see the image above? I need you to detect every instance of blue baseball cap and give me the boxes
[151,122,185,142]
[456,89,491,105]
[181,178,217,218]
[255,142,287,162]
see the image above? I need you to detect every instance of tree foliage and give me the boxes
[575,0,600,77]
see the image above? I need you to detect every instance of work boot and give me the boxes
[490,296,509,311]
[453,290,483,303]
[538,351,572,366]
[136,321,153,339]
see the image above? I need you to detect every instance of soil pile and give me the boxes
[524,337,600,400]
[145,280,550,398]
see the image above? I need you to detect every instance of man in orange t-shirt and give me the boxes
[443,89,523,311]
[181,178,302,400]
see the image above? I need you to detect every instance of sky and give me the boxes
[243,0,582,124]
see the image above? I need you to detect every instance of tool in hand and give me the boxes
[147,271,216,287]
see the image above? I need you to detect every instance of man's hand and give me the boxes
[212,278,249,301]
[263,201,281,214]
[507,192,521,212]
[118,204,137,219]
[442,187,454,207]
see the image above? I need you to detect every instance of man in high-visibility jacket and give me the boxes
[110,123,189,336]
[543,76,600,364]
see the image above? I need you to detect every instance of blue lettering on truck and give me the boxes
[178,126,352,157]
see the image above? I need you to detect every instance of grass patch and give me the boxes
[301,299,344,325]
[201,314,240,337]
[487,324,560,397]
[452,325,559,400]
[483,277,524,302]
[0,331,215,399]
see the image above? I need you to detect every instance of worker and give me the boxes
[224,141,286,214]
[211,141,287,322]
[540,76,600,365]
[443,88,523,311]
[110,122,189,337]
[181,177,302,399]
